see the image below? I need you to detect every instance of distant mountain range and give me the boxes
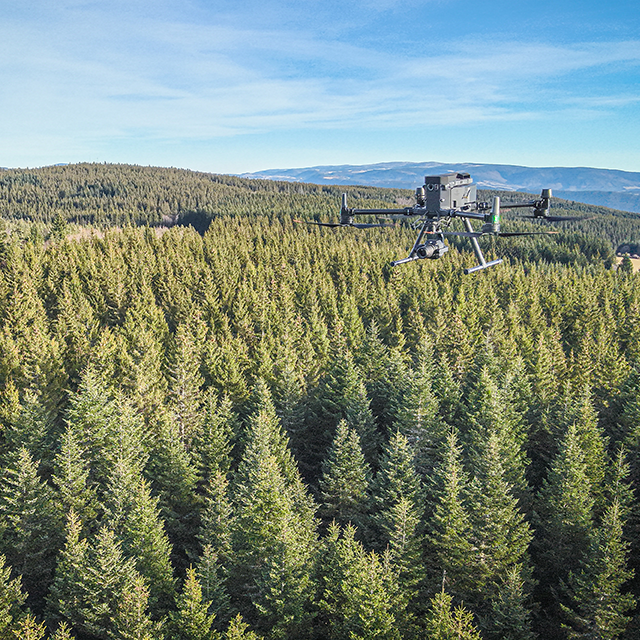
[239,161,640,213]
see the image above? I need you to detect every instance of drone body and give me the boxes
[296,172,588,274]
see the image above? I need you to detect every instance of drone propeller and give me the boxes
[495,231,560,237]
[440,230,559,238]
[523,215,595,223]
[351,222,396,228]
[293,219,394,229]
[293,219,344,228]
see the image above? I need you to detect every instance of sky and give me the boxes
[2,0,640,174]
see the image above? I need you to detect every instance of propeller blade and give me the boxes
[352,222,396,229]
[293,219,344,228]
[496,231,560,236]
[522,215,595,222]
[442,231,482,238]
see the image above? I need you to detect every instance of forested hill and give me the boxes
[1,163,640,252]
[0,162,640,639]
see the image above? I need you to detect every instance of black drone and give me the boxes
[296,172,590,274]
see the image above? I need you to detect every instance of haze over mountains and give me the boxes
[240,161,640,213]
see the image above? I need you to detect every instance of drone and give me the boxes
[295,172,590,274]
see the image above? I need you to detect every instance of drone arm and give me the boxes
[351,208,412,215]
[341,192,415,221]
[497,189,552,217]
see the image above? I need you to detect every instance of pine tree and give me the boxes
[561,453,635,640]
[0,553,26,639]
[168,567,220,640]
[49,525,154,639]
[427,431,475,600]
[369,431,425,622]
[424,590,482,640]
[229,384,316,638]
[316,523,400,640]
[0,447,62,612]
[318,420,370,531]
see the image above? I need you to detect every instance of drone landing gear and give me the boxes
[463,218,503,274]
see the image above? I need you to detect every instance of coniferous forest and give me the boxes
[1,163,640,639]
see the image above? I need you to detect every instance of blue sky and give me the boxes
[2,0,640,173]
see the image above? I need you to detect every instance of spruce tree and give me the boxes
[392,342,444,479]
[166,313,207,448]
[103,462,176,614]
[50,524,154,639]
[13,614,46,640]
[146,410,200,571]
[316,523,400,640]
[224,615,260,640]
[51,425,98,534]
[533,422,596,635]
[318,420,370,532]
[561,452,635,640]
[0,553,26,638]
[424,590,482,640]
[481,565,535,640]
[168,567,220,640]
[229,384,316,638]
[369,431,425,625]
[466,430,532,617]
[427,431,475,600]
[0,447,62,612]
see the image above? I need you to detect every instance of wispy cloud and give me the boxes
[2,1,639,169]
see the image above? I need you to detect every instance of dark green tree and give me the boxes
[533,422,596,635]
[318,420,370,532]
[49,523,154,640]
[168,567,220,640]
[424,590,482,640]
[0,553,26,639]
[229,384,316,638]
[316,523,400,640]
[370,431,425,629]
[427,431,475,600]
[561,451,635,640]
[0,447,62,612]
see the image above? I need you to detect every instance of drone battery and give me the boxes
[423,173,477,214]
